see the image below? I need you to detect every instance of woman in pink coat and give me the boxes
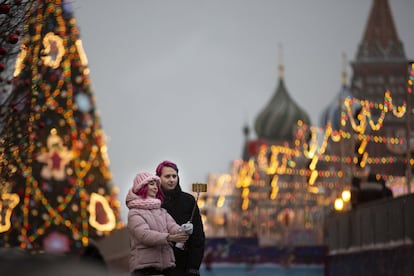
[126,172,189,276]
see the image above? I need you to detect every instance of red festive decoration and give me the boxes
[7,33,19,44]
[0,4,10,14]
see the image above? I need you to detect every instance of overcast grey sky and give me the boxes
[73,0,414,220]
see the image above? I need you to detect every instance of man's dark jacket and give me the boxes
[161,184,205,276]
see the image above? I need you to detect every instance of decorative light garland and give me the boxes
[1,0,122,251]
[235,89,413,205]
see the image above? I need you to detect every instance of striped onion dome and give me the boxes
[254,63,311,142]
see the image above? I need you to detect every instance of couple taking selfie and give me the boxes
[126,161,205,276]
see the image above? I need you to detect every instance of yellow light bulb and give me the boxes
[334,198,344,211]
[342,190,351,202]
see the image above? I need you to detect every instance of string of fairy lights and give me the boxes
[234,69,414,210]
[1,0,122,251]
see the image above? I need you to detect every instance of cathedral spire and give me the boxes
[349,0,410,177]
[356,0,405,61]
[363,0,398,47]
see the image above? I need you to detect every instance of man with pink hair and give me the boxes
[156,161,205,276]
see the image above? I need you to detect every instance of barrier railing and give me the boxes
[325,193,414,253]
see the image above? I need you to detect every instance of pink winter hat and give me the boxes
[132,172,160,193]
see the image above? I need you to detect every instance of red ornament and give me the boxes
[0,4,10,14]
[69,177,76,185]
[8,34,19,44]
[50,73,57,82]
[0,47,6,55]
[0,63,4,72]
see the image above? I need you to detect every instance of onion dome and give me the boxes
[254,62,311,142]
[319,54,351,130]
[320,85,351,130]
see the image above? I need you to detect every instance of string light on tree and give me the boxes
[0,0,122,253]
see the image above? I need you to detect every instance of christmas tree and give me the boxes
[0,0,123,253]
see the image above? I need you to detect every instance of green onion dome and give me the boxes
[254,64,311,142]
